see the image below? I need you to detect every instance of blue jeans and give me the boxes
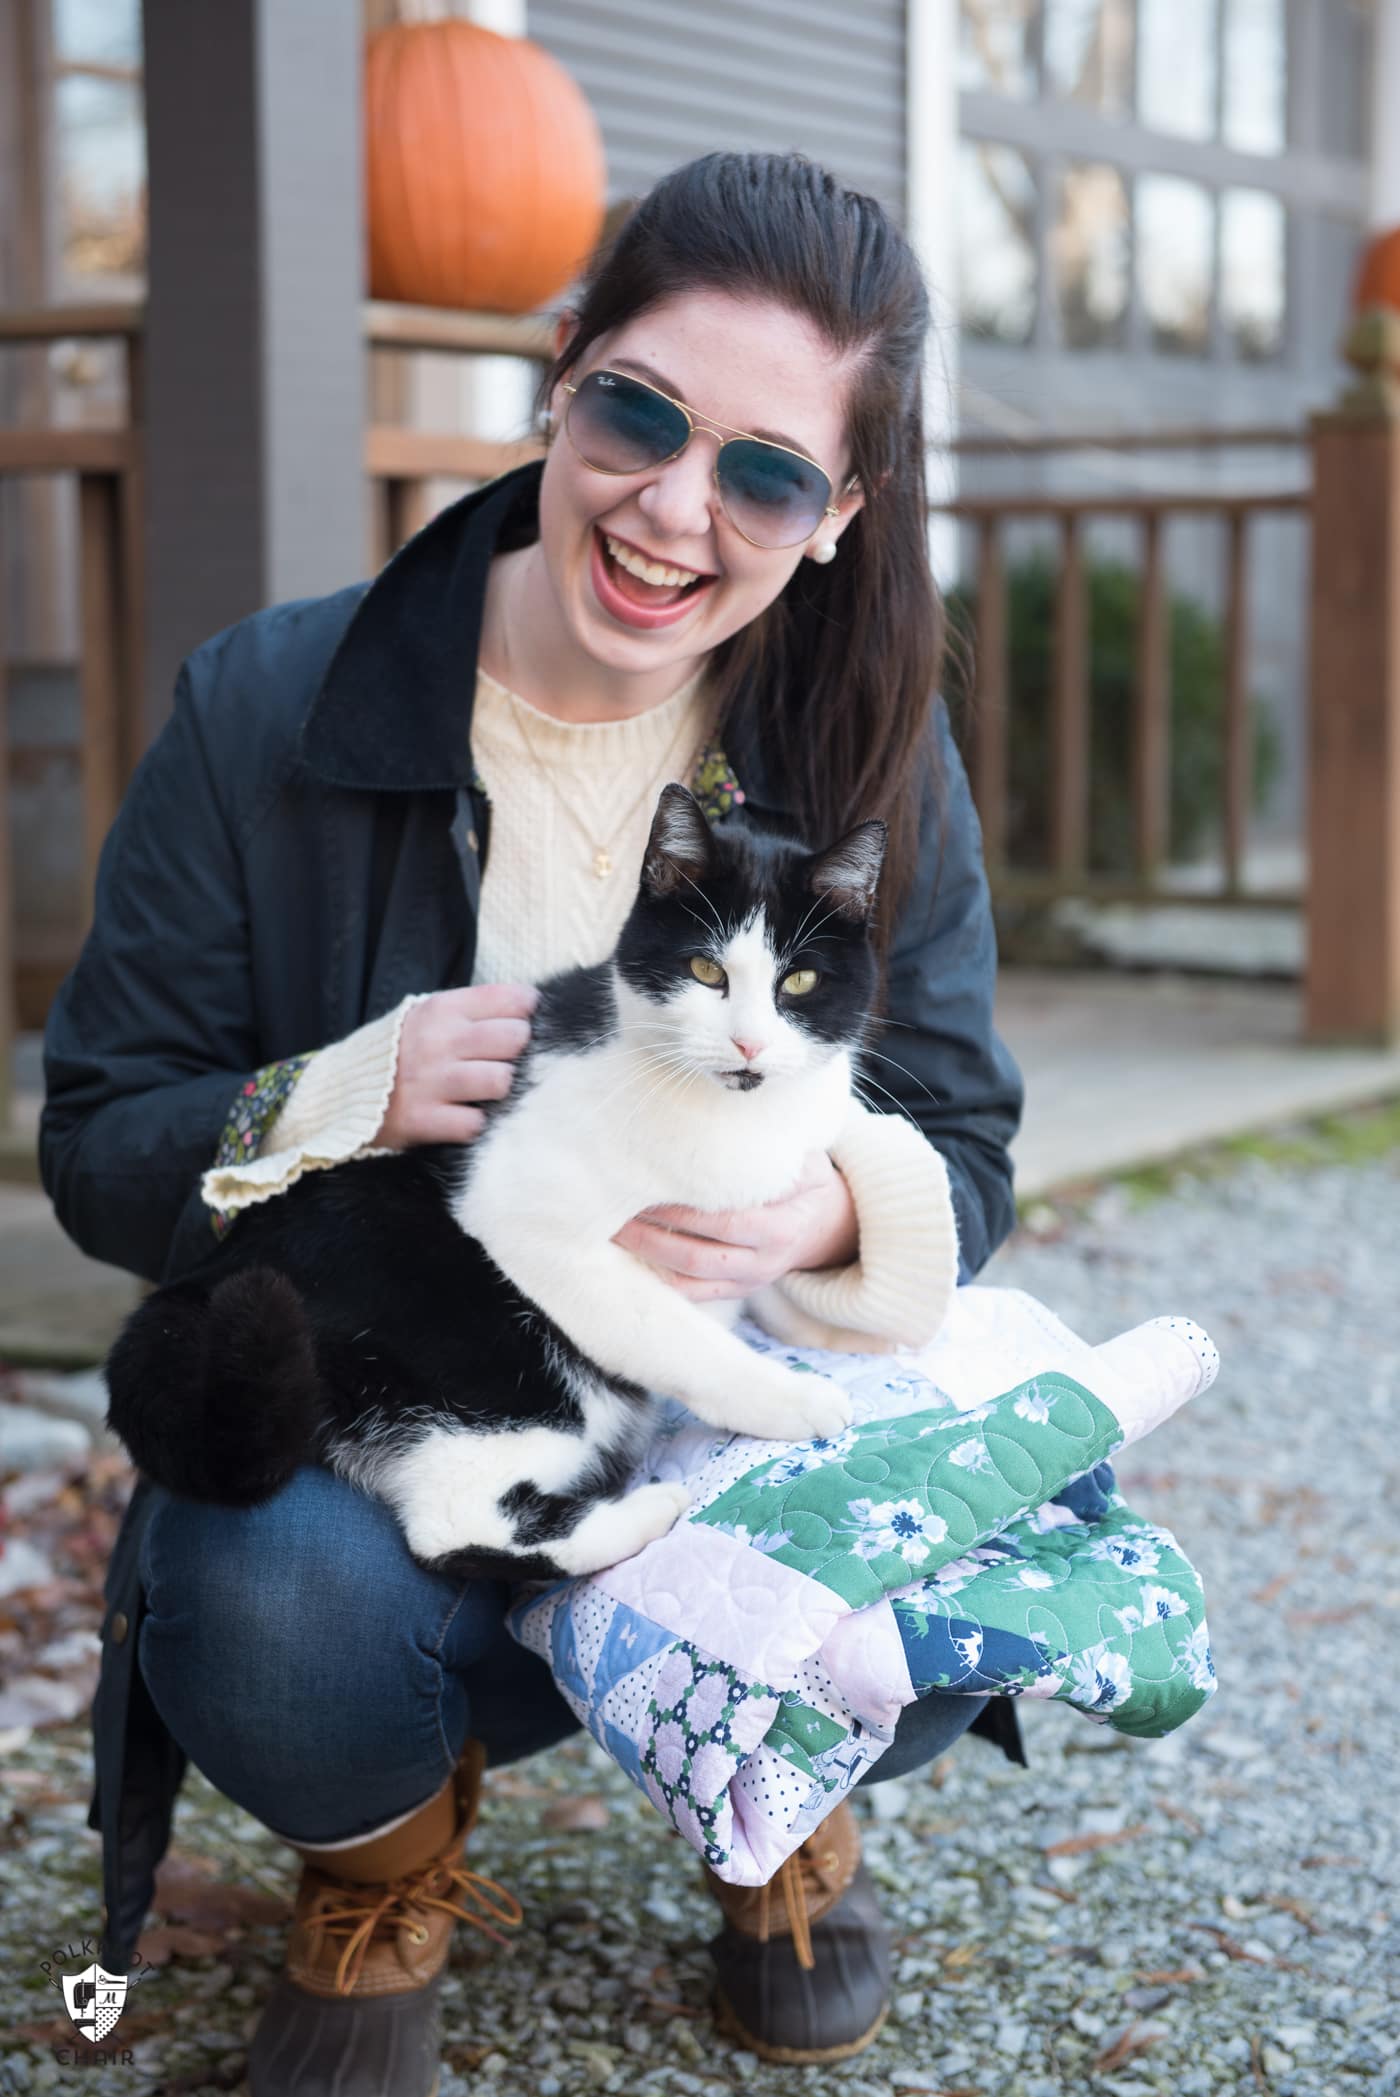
[137,1464,988,1844]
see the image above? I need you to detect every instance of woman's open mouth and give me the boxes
[590,527,718,631]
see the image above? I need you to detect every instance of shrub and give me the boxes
[944,550,1279,874]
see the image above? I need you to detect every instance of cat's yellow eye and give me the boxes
[781,969,820,997]
[690,955,726,988]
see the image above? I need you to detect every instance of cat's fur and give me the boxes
[105,787,888,1580]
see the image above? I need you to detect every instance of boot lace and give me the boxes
[308,1851,524,1996]
[755,1834,844,1972]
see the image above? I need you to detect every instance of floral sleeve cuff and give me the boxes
[205,1056,313,1237]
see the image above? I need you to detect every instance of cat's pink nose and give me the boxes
[730,1035,766,1063]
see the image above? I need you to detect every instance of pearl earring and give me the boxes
[811,540,838,565]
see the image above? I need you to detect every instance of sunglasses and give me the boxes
[561,367,849,551]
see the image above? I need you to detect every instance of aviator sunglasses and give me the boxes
[562,367,851,551]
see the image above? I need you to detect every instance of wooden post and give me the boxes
[1305,411,1400,1043]
[972,517,1008,870]
[1050,513,1089,878]
[1221,507,1252,897]
[1132,508,1169,879]
[77,474,128,912]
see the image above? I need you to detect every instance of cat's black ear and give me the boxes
[807,820,888,922]
[641,784,715,897]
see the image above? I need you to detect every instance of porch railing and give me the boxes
[932,444,1312,907]
[2,301,1396,1084]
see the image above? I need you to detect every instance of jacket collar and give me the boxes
[297,457,788,814]
[298,464,543,792]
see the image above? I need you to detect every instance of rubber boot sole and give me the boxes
[714,1985,890,2065]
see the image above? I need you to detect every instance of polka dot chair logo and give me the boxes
[62,1961,127,2043]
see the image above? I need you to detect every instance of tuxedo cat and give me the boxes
[105,786,887,1580]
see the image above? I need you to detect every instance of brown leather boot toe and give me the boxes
[703,1801,891,2064]
[248,1740,520,2097]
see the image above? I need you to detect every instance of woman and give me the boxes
[41,153,1024,2094]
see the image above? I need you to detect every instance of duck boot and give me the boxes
[703,1801,891,2065]
[247,1739,522,2097]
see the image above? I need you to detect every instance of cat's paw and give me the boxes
[738,1367,853,1444]
[552,1480,691,1576]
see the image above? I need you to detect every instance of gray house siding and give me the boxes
[527,0,907,222]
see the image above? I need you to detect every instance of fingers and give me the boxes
[635,1202,771,1251]
[616,1217,778,1286]
[451,1058,518,1104]
[460,1017,532,1063]
[413,1104,487,1145]
[439,982,539,1023]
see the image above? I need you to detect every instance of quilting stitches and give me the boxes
[890,1499,1214,1737]
[695,1372,1123,1609]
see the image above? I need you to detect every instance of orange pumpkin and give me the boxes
[365,21,607,313]
[1354,225,1400,314]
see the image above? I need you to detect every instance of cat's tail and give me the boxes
[104,1268,323,1506]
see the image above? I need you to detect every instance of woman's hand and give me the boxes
[612,1149,859,1302]
[374,984,538,1148]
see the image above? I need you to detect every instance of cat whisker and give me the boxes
[855,1044,943,1107]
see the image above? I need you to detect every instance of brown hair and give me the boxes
[540,150,945,958]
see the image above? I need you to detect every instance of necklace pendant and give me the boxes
[593,848,613,880]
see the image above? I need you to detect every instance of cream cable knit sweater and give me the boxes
[201,668,960,1351]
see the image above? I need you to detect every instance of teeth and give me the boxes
[604,533,702,589]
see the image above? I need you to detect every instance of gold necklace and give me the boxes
[495,674,710,882]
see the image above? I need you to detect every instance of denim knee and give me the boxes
[135,1466,509,1841]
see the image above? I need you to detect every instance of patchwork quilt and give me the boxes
[508,1285,1219,1885]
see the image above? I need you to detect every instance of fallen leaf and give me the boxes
[1250,1569,1297,1605]
[1093,2022,1164,2073]
[942,1942,980,1970]
[151,1849,289,1932]
[1250,2032,1273,2093]
[1286,1605,1367,1628]
[540,1793,610,1832]
[1134,1966,1204,1985]
[1155,1797,1205,1837]
[1260,1893,1322,1934]
[1043,1822,1148,1858]
[1189,1923,1271,1964]
[1032,1879,1079,1904]
[1300,1854,1363,1869]
[136,1921,231,1964]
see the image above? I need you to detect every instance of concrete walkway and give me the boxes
[3,971,1400,1370]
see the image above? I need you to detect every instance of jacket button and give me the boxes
[110,1612,129,1644]
[465,828,479,854]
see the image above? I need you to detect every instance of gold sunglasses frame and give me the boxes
[561,369,851,551]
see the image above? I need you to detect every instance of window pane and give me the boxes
[1138,0,1217,140]
[1053,163,1129,347]
[957,143,1038,346]
[959,0,1038,99]
[1221,190,1286,359]
[53,0,141,69]
[55,73,146,283]
[1044,0,1134,116]
[1138,175,1214,354]
[1223,0,1286,154]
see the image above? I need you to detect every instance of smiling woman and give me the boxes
[40,150,1026,2097]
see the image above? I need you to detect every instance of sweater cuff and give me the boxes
[771,1102,960,1351]
[200,994,428,1218]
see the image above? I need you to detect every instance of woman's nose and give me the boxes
[635,438,719,545]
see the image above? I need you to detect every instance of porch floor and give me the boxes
[3,969,1400,1369]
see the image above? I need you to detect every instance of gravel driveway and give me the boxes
[2,1137,1396,2096]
